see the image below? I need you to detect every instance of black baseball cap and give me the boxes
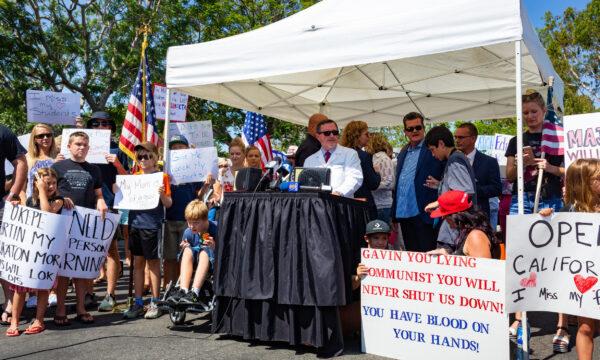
[365,220,391,235]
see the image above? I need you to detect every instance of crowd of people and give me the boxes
[0,90,596,359]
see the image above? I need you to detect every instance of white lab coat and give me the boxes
[303,145,363,198]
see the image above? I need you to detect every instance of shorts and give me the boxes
[178,245,215,271]
[118,210,129,225]
[129,227,161,260]
[164,221,187,261]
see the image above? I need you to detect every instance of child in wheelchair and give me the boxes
[164,199,216,311]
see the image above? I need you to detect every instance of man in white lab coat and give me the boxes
[303,119,363,197]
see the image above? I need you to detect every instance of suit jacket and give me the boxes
[353,148,381,218]
[294,134,321,167]
[472,150,502,218]
[304,145,363,197]
[391,143,444,224]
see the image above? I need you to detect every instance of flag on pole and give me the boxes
[119,41,159,160]
[540,85,564,156]
[242,111,273,169]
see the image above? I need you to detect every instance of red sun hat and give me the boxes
[430,190,472,218]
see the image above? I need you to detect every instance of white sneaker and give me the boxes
[48,293,58,307]
[26,296,38,309]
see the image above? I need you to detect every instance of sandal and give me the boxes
[93,276,106,285]
[53,315,71,327]
[74,313,94,324]
[0,310,11,326]
[509,319,521,340]
[6,327,20,337]
[552,326,570,353]
[24,322,45,335]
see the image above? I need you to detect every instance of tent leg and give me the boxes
[163,88,172,173]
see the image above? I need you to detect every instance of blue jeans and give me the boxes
[376,207,391,224]
[509,193,563,215]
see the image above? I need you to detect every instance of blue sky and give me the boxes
[524,0,590,28]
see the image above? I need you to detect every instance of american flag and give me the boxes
[242,111,273,168]
[119,51,159,159]
[540,85,564,156]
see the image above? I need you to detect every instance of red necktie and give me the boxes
[324,151,331,163]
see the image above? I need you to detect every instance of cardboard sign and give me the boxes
[168,121,213,148]
[0,202,69,289]
[563,113,600,169]
[60,129,111,164]
[58,206,119,279]
[113,172,164,210]
[475,134,510,167]
[361,249,508,360]
[153,84,188,122]
[5,134,31,176]
[169,147,218,185]
[506,213,600,319]
[26,90,81,125]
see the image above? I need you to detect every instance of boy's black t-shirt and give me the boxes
[52,159,102,209]
[0,125,27,200]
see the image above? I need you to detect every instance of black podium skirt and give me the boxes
[212,192,369,350]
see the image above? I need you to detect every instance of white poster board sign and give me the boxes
[58,206,119,279]
[475,134,510,167]
[5,134,31,176]
[26,90,81,125]
[153,84,188,122]
[361,249,508,360]
[563,113,600,169]
[475,135,495,154]
[168,121,214,148]
[169,147,218,185]
[60,129,111,164]
[113,172,164,210]
[0,202,69,289]
[506,213,600,319]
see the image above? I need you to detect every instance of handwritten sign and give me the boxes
[563,112,600,169]
[153,84,188,122]
[361,249,508,360]
[60,129,111,164]
[475,134,510,167]
[506,213,600,319]
[169,147,218,185]
[26,90,81,125]
[58,206,119,279]
[113,172,164,210]
[5,134,31,176]
[168,121,213,148]
[0,202,69,289]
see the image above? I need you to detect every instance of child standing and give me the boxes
[7,168,65,336]
[123,142,172,319]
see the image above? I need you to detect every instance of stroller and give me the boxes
[159,277,216,325]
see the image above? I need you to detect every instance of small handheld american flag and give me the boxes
[242,111,273,168]
[540,84,564,156]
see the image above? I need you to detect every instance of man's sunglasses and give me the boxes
[34,133,53,140]
[137,154,153,161]
[405,125,423,133]
[318,130,340,136]
[91,121,112,127]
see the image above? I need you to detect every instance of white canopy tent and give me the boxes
[165,0,563,127]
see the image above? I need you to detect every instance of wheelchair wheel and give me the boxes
[170,309,186,325]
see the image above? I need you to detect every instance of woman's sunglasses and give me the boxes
[91,120,112,127]
[34,133,53,140]
[137,154,153,161]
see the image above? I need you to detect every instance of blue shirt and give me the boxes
[181,221,218,249]
[395,141,422,218]
[166,182,203,221]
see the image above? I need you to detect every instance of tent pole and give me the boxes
[515,39,530,359]
[163,88,172,173]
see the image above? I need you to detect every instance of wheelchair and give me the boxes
[159,276,216,326]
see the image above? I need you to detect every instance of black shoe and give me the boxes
[179,290,200,304]
[84,293,98,309]
[167,289,186,304]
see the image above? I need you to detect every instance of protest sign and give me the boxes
[59,206,119,279]
[0,202,69,289]
[5,134,31,176]
[113,172,164,210]
[169,147,218,185]
[361,249,507,360]
[168,121,214,148]
[153,84,189,122]
[60,129,111,164]
[506,213,600,319]
[26,90,81,125]
[563,112,600,169]
[475,135,495,155]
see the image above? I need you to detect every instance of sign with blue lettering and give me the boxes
[168,147,218,185]
[507,213,600,319]
[360,249,508,359]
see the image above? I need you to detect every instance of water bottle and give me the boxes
[515,325,530,360]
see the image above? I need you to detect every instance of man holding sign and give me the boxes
[51,131,107,325]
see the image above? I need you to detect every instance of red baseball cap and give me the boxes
[430,190,472,218]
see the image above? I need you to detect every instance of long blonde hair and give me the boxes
[340,120,368,148]
[31,167,58,207]
[366,133,391,155]
[28,123,58,161]
[564,158,600,212]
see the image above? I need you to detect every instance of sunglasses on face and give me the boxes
[318,130,339,136]
[137,154,152,161]
[405,125,423,133]
[218,164,229,168]
[91,121,111,127]
[34,133,53,140]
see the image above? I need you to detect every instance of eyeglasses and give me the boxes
[318,130,339,136]
[137,154,152,161]
[34,133,53,140]
[404,125,423,132]
[454,135,474,140]
[91,121,111,127]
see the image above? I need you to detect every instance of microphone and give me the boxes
[279,181,299,192]
[279,181,332,193]
[277,163,292,179]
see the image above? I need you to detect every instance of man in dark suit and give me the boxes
[294,113,327,167]
[391,112,444,252]
[454,123,502,220]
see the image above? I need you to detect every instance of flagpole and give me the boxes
[140,25,150,142]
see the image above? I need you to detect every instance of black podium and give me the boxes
[212,192,369,352]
